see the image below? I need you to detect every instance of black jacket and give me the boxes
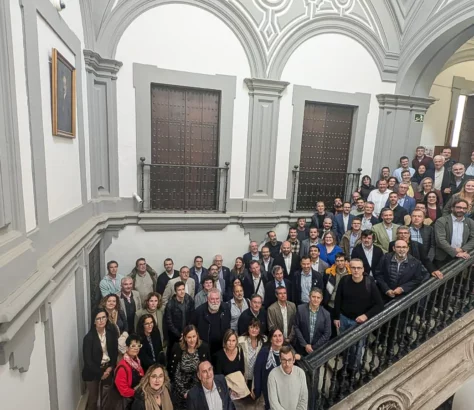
[360,184,375,201]
[192,303,231,351]
[156,270,179,295]
[351,244,384,276]
[163,294,194,341]
[187,374,235,410]
[138,330,165,372]
[380,203,408,225]
[449,174,474,197]
[311,211,335,230]
[242,272,268,300]
[167,341,210,382]
[263,278,293,308]
[237,307,267,335]
[243,251,263,270]
[264,241,282,258]
[273,253,300,278]
[190,267,209,294]
[409,224,436,260]
[388,240,435,279]
[292,269,324,306]
[82,327,118,381]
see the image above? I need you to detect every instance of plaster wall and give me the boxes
[274,33,396,199]
[37,14,83,221]
[115,4,251,199]
[10,0,36,232]
[0,322,50,410]
[421,61,474,148]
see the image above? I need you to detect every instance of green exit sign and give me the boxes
[414,114,424,123]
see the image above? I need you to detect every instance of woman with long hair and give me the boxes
[82,308,118,410]
[167,325,210,410]
[443,180,474,217]
[135,292,164,344]
[317,231,343,266]
[137,314,165,372]
[416,177,443,206]
[214,329,245,376]
[425,192,443,222]
[132,364,173,410]
[387,176,398,193]
[359,175,375,201]
[230,257,248,284]
[99,294,127,337]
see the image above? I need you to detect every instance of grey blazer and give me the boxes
[116,290,142,318]
[300,239,321,258]
[434,215,474,261]
[294,304,331,353]
[267,300,297,341]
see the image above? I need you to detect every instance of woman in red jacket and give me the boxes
[115,334,145,402]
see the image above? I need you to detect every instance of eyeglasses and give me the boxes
[280,359,294,364]
[129,344,142,349]
[95,316,107,322]
[150,374,165,380]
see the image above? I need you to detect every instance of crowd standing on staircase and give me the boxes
[83,147,474,410]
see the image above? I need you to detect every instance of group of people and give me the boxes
[82,146,474,410]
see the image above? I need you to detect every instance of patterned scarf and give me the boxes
[123,353,143,374]
[265,348,280,370]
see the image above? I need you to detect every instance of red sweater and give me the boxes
[114,358,144,398]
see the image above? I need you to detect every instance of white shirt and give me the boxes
[203,382,223,410]
[343,214,350,232]
[283,254,292,275]
[263,258,271,272]
[367,189,392,217]
[363,245,373,274]
[434,167,444,190]
[311,259,319,272]
[451,215,465,249]
[384,224,394,241]
[361,215,374,230]
[253,274,265,300]
[98,331,110,365]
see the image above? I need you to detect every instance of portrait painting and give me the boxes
[51,48,76,138]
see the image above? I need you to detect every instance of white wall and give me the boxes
[50,275,81,410]
[0,322,50,410]
[421,61,474,147]
[274,33,396,198]
[453,376,474,410]
[115,4,251,199]
[37,14,83,221]
[10,0,36,232]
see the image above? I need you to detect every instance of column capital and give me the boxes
[244,78,289,97]
[376,94,437,112]
[83,50,123,80]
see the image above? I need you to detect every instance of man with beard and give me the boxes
[192,288,231,359]
[264,230,282,258]
[300,227,321,258]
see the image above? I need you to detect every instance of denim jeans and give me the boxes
[340,314,365,370]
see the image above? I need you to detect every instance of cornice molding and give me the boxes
[83,49,123,79]
[376,94,437,111]
[244,78,289,97]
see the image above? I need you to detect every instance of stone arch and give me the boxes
[94,0,266,78]
[396,3,474,96]
[267,17,396,81]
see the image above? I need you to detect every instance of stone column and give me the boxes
[83,50,122,198]
[372,94,436,179]
[242,78,289,212]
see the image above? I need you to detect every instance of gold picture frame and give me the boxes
[51,48,76,138]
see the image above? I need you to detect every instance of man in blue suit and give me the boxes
[334,202,354,242]
[397,183,416,215]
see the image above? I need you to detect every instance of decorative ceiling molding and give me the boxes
[442,40,474,71]
[387,0,416,32]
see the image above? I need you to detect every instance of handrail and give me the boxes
[300,252,474,409]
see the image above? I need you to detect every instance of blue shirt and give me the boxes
[317,244,343,265]
[99,274,124,297]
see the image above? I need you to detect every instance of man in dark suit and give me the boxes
[449,163,474,197]
[383,192,408,225]
[434,198,474,267]
[292,256,324,305]
[300,227,321,258]
[213,255,232,301]
[243,260,268,300]
[264,265,292,308]
[360,201,379,230]
[351,229,384,276]
[243,241,262,270]
[190,255,209,294]
[334,202,355,242]
[264,230,282,258]
[396,183,416,215]
[294,288,331,356]
[273,241,300,278]
[409,209,436,259]
[311,201,335,231]
[259,246,274,277]
[187,360,234,410]
[374,240,425,303]
[238,294,267,335]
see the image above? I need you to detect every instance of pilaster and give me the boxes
[372,94,436,179]
[243,78,289,212]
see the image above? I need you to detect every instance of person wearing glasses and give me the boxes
[114,334,145,402]
[434,198,474,267]
[136,314,165,372]
[82,308,118,410]
[132,364,173,410]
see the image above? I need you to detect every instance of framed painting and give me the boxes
[51,48,76,138]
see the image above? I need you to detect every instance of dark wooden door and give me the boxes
[458,96,474,165]
[150,84,220,210]
[89,242,101,311]
[297,102,354,210]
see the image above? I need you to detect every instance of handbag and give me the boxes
[104,365,133,410]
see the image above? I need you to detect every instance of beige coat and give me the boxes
[162,277,195,307]
[266,300,297,342]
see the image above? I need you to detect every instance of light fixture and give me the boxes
[51,0,66,11]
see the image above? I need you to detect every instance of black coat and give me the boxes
[138,330,165,372]
[273,253,300,278]
[263,279,293,309]
[292,269,324,306]
[360,184,375,201]
[156,270,179,295]
[82,327,118,381]
[190,267,209,294]
[167,342,210,382]
[192,303,231,354]
[242,272,268,300]
[243,251,263,270]
[220,266,233,302]
[264,241,282,259]
[187,374,234,410]
[351,244,384,276]
[163,294,194,342]
[237,308,267,335]
[380,204,408,225]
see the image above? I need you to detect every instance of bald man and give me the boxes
[273,240,301,278]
